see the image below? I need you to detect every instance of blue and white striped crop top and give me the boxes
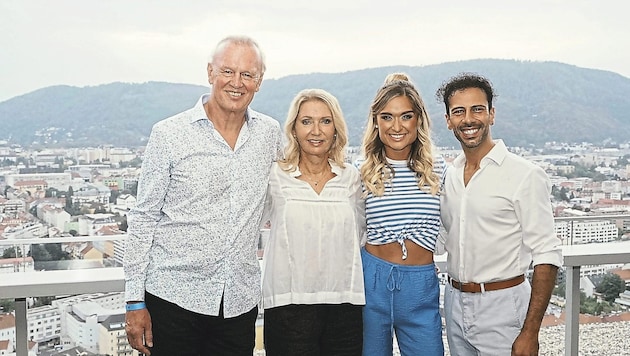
[364,156,446,259]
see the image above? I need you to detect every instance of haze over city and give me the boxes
[1,0,629,102]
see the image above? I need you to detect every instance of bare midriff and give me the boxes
[365,241,434,266]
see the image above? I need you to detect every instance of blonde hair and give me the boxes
[360,72,440,196]
[279,89,348,172]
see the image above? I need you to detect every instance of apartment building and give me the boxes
[555,219,618,244]
[27,305,61,345]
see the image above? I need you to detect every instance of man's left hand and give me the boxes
[512,331,539,356]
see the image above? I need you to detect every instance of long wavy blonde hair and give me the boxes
[360,73,440,197]
[279,88,348,172]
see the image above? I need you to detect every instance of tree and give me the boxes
[0,299,15,313]
[29,244,52,263]
[551,185,570,202]
[28,243,70,270]
[45,187,59,198]
[596,273,627,302]
[110,189,120,203]
[33,296,54,307]
[65,185,74,213]
[119,217,128,232]
[45,243,70,261]
[553,282,566,298]
[2,246,23,258]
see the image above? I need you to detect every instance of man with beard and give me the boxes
[435,73,561,356]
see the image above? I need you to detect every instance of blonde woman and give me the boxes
[360,73,445,355]
[262,88,366,356]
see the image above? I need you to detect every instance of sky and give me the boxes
[1,0,629,102]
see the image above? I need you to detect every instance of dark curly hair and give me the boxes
[435,73,496,113]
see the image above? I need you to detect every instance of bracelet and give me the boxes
[125,302,146,311]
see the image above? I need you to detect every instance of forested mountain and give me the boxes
[1,59,629,148]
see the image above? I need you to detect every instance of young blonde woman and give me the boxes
[262,88,366,356]
[360,73,445,356]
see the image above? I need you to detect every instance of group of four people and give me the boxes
[123,35,562,356]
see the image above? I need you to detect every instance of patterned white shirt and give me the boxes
[124,94,282,317]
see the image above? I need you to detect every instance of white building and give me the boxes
[0,257,35,274]
[108,148,136,165]
[575,264,624,278]
[78,214,118,236]
[555,219,618,244]
[53,292,125,354]
[39,206,71,231]
[64,303,102,353]
[0,199,26,215]
[4,173,72,191]
[2,222,47,240]
[112,239,126,267]
[98,314,139,356]
[0,313,16,347]
[115,194,136,210]
[27,305,61,345]
[67,164,112,173]
[71,184,111,206]
[615,290,630,307]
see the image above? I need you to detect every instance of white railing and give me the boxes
[0,235,126,356]
[555,214,630,356]
[2,216,630,356]
[1,268,124,356]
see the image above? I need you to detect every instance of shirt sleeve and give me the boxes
[273,122,284,161]
[349,166,367,246]
[124,124,171,301]
[434,155,448,255]
[260,176,273,230]
[515,166,563,268]
[435,225,447,255]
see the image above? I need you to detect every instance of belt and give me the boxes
[448,274,525,293]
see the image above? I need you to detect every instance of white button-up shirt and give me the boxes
[440,140,562,283]
[124,94,282,317]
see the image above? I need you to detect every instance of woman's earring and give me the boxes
[374,125,378,129]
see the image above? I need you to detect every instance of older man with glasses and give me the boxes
[123,35,282,356]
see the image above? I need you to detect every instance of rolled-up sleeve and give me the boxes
[515,167,563,268]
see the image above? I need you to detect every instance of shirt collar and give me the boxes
[289,160,342,178]
[187,94,257,125]
[484,139,508,166]
[453,139,507,168]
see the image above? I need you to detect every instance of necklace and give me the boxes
[300,166,330,187]
[303,172,327,186]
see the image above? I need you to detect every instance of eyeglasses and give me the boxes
[217,68,260,83]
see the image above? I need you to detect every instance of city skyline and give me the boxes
[1,0,630,102]
[2,141,630,355]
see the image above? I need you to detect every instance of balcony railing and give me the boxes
[2,217,630,356]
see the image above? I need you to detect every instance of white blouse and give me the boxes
[261,161,366,309]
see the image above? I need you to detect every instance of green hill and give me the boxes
[1,59,629,148]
